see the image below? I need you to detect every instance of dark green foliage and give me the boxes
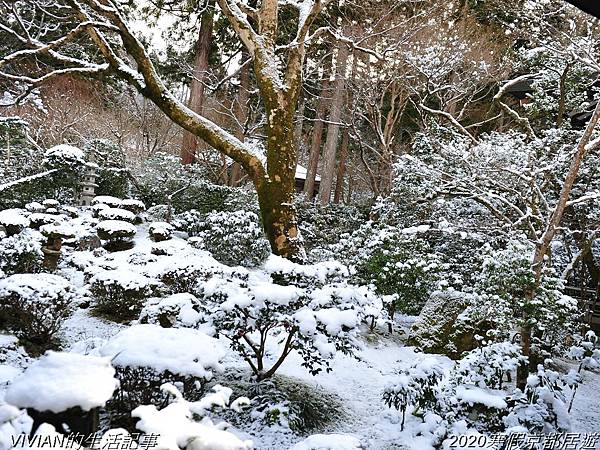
[356,235,441,316]
[219,371,346,434]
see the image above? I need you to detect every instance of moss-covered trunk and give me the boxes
[254,102,302,261]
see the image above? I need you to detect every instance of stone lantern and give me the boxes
[79,162,99,206]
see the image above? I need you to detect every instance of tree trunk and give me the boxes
[255,104,303,260]
[516,99,600,390]
[333,129,349,203]
[304,56,332,199]
[180,2,214,165]
[318,43,349,205]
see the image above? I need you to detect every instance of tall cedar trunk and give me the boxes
[304,55,332,198]
[318,43,349,205]
[229,50,251,186]
[333,129,349,203]
[516,100,600,390]
[180,3,214,164]
[333,52,357,204]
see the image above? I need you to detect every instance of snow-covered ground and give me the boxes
[2,210,600,450]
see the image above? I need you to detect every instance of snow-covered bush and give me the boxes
[0,209,29,236]
[383,344,574,439]
[296,202,369,259]
[148,221,174,242]
[139,293,202,328]
[131,152,240,213]
[92,195,122,208]
[96,220,137,251]
[157,255,242,294]
[474,241,579,361]
[28,213,60,229]
[89,270,160,320]
[98,208,136,223]
[197,272,377,380]
[187,210,271,267]
[355,231,442,319]
[5,351,118,413]
[0,274,75,350]
[131,383,252,450]
[0,229,43,275]
[220,371,345,435]
[100,325,226,428]
[265,255,349,288]
[42,145,86,204]
[503,363,572,433]
[383,358,444,430]
[120,199,146,215]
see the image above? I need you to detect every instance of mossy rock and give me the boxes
[408,290,492,359]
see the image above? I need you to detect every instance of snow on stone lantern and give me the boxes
[79,162,99,206]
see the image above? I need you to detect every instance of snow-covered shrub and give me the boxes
[98,208,136,223]
[28,213,60,229]
[191,210,271,267]
[89,270,161,321]
[148,221,174,242]
[120,199,146,215]
[139,293,202,328]
[265,255,350,288]
[131,152,239,213]
[296,202,369,259]
[454,342,521,390]
[503,364,571,433]
[43,145,85,173]
[96,220,137,251]
[0,274,75,350]
[383,358,444,430]
[42,145,86,204]
[356,231,442,319]
[383,344,575,438]
[5,351,118,414]
[0,229,43,275]
[158,257,241,294]
[475,241,579,361]
[146,204,170,222]
[173,209,205,236]
[100,325,226,429]
[92,195,122,208]
[0,209,29,236]
[131,383,252,450]
[197,274,376,380]
[218,371,345,435]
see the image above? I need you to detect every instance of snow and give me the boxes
[0,273,72,301]
[289,434,362,450]
[99,324,225,379]
[455,385,507,409]
[96,220,137,235]
[44,144,85,162]
[133,401,252,450]
[314,308,359,335]
[5,351,118,413]
[295,164,321,182]
[0,209,28,227]
[98,208,136,222]
[92,196,123,208]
